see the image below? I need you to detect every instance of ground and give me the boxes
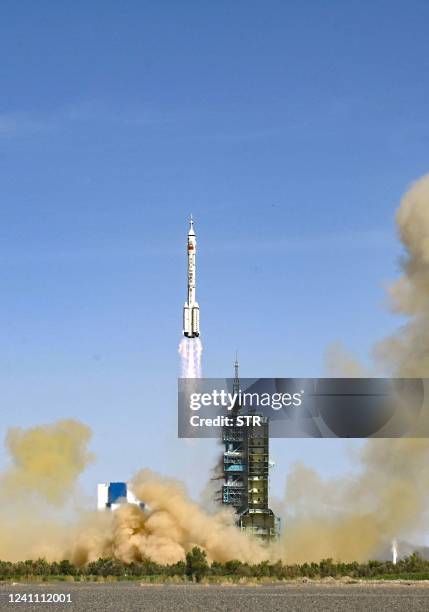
[1,582,429,612]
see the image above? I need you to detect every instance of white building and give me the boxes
[97,482,144,511]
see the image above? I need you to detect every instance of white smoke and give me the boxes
[178,337,203,378]
[392,539,398,564]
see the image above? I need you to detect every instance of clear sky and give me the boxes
[0,1,428,502]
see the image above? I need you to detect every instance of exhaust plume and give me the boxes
[178,337,203,378]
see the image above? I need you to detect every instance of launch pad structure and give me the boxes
[219,357,279,540]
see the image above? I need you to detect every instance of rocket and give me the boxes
[183,215,200,338]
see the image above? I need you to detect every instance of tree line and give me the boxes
[0,549,428,582]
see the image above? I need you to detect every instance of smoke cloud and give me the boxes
[1,419,94,505]
[375,174,429,376]
[0,419,94,562]
[0,421,268,565]
[69,470,268,565]
[281,174,429,562]
[279,438,429,563]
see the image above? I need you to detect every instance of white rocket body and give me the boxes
[183,217,200,337]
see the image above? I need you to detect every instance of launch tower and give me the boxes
[221,358,278,539]
[221,357,248,511]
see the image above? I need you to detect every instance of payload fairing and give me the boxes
[183,215,200,337]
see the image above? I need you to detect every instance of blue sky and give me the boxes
[0,1,428,502]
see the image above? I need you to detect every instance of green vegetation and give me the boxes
[1,551,428,582]
[185,547,209,582]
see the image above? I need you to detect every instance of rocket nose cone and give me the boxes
[188,215,195,235]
